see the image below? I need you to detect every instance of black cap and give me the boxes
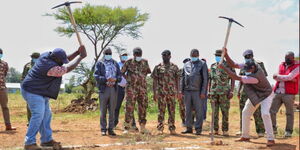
[183,58,190,63]
[215,50,222,56]
[244,60,257,70]
[31,52,40,58]
[133,47,142,55]
[161,50,171,55]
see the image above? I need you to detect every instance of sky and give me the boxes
[0,0,299,85]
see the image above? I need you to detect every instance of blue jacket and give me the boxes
[181,59,209,95]
[21,52,62,99]
[94,59,122,93]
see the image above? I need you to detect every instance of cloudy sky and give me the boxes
[0,0,298,85]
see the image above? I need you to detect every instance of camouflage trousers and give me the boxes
[211,94,230,132]
[178,97,185,123]
[124,86,148,130]
[240,91,265,134]
[157,95,176,131]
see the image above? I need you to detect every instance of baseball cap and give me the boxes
[52,48,69,64]
[243,49,253,57]
[30,52,40,58]
[161,50,171,55]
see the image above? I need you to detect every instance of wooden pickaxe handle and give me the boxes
[219,22,232,64]
[66,6,83,46]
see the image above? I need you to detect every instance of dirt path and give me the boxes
[0,117,299,150]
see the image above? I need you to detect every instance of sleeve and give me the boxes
[241,76,259,84]
[151,66,158,79]
[93,62,107,84]
[47,66,67,77]
[180,68,185,93]
[145,60,151,74]
[200,62,209,95]
[275,67,299,81]
[115,62,122,83]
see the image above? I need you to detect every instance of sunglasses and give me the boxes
[244,54,252,59]
[105,53,112,55]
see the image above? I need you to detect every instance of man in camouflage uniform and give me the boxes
[236,49,266,137]
[209,50,235,136]
[122,47,151,134]
[21,52,40,126]
[152,50,180,135]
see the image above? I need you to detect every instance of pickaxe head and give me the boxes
[219,16,244,27]
[52,1,82,9]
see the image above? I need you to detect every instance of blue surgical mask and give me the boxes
[245,72,252,76]
[191,57,199,62]
[32,58,37,63]
[104,55,112,60]
[121,56,128,61]
[215,56,221,63]
[135,57,142,62]
[0,54,2,59]
[245,58,251,63]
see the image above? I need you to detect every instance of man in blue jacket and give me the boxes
[94,48,122,136]
[180,49,209,135]
[21,45,86,150]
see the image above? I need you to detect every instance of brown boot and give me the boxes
[41,140,62,150]
[5,124,16,131]
[24,144,42,150]
[266,140,275,147]
[235,137,250,142]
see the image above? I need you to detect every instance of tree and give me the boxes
[47,4,148,100]
[5,67,22,83]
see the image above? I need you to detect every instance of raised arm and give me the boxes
[223,47,240,68]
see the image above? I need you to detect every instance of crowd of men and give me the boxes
[0,46,299,150]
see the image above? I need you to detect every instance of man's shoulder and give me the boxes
[24,62,32,68]
[0,60,7,65]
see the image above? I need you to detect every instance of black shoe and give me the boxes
[195,130,202,135]
[181,128,193,134]
[108,130,117,136]
[101,131,107,136]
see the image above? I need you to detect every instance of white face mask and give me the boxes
[135,57,142,62]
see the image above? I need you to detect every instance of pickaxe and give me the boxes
[218,16,244,64]
[52,1,83,46]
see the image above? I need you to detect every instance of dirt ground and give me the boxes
[0,110,299,150]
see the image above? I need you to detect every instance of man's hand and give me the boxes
[218,63,225,69]
[273,74,278,80]
[107,78,116,82]
[178,92,183,100]
[222,47,228,57]
[237,92,241,100]
[200,94,206,99]
[78,45,87,58]
[227,91,233,99]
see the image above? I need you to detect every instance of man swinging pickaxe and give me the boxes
[52,1,83,46]
[210,16,244,145]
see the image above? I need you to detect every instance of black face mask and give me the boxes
[285,58,294,65]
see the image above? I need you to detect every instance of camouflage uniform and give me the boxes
[238,60,267,134]
[22,62,34,123]
[152,62,180,131]
[209,62,234,132]
[122,58,151,130]
[178,68,185,124]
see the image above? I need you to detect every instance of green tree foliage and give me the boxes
[5,67,22,83]
[47,4,148,100]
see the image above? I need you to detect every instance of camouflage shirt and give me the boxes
[121,58,151,89]
[22,62,33,81]
[0,60,8,90]
[151,62,180,95]
[209,61,234,95]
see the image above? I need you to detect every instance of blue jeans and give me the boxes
[21,89,53,145]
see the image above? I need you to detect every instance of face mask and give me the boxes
[135,57,142,62]
[215,56,221,63]
[121,56,128,61]
[245,58,252,63]
[191,57,199,62]
[245,72,252,76]
[285,58,293,65]
[32,58,37,63]
[0,54,2,59]
[104,55,112,60]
